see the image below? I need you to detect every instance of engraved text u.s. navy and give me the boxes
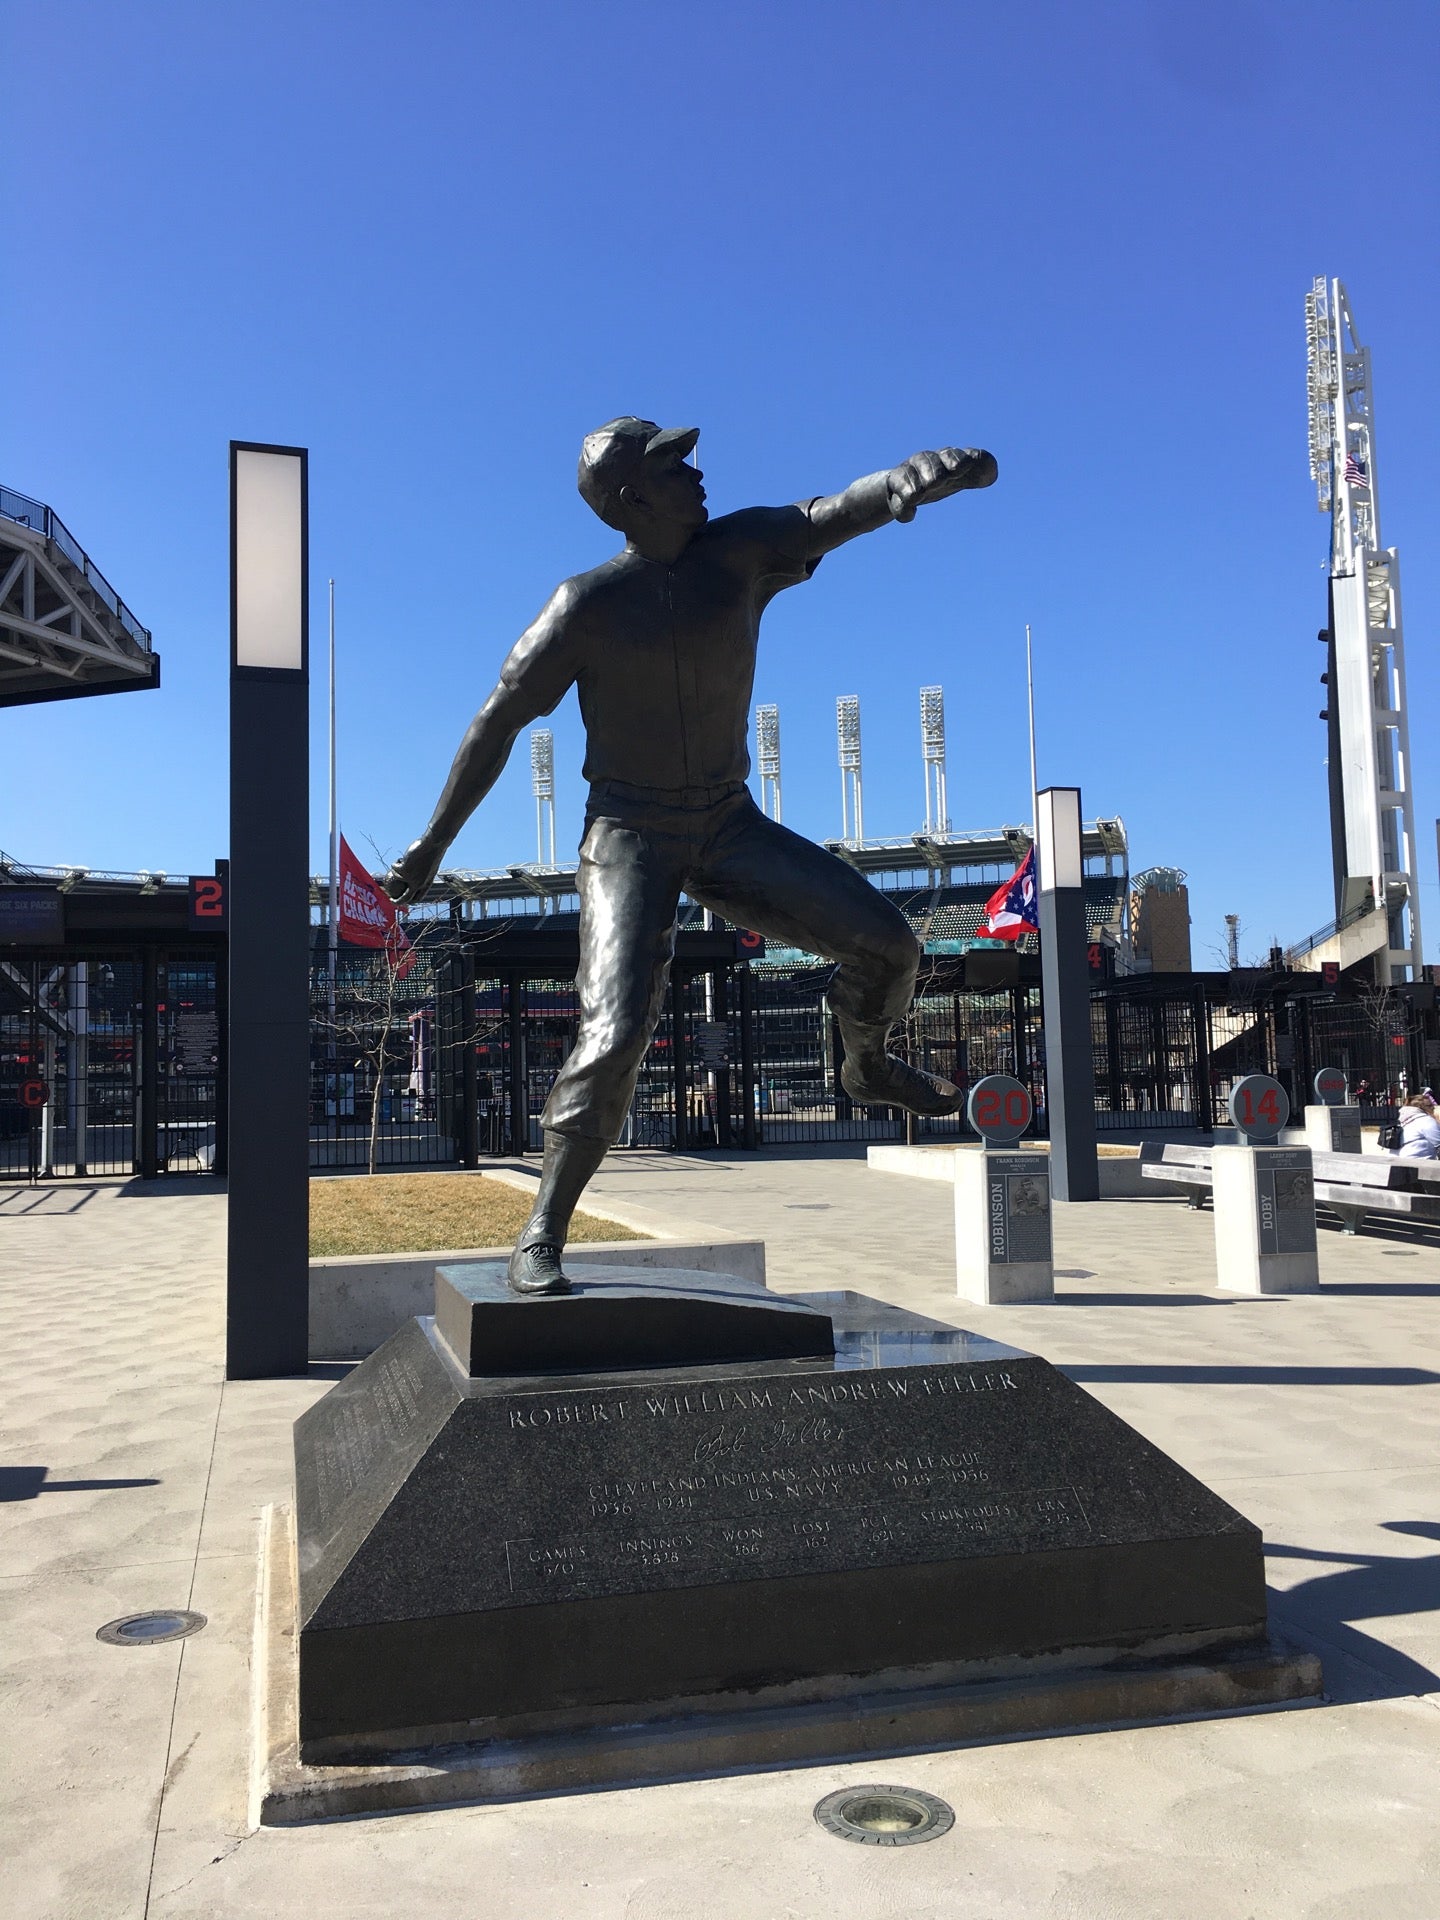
[454,1358,1126,1607]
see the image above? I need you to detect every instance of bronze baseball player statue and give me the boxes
[385,420,998,1294]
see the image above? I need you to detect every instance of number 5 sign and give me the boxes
[1227,1073,1290,1146]
[967,1074,1034,1147]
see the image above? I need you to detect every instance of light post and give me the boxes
[1037,785,1099,1201]
[227,441,310,1378]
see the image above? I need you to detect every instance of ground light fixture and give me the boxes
[96,1610,206,1646]
[813,1784,955,1846]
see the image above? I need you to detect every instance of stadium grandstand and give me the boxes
[4,805,1433,1178]
[376,816,1131,970]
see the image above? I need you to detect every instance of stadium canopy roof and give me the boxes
[351,819,1129,917]
[822,821,1128,877]
[0,486,159,707]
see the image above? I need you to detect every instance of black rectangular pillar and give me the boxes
[213,887,230,1177]
[739,963,759,1149]
[506,978,527,1154]
[458,948,479,1168]
[1037,786,1099,1201]
[1192,982,1214,1134]
[138,946,160,1179]
[227,442,310,1379]
[671,967,689,1152]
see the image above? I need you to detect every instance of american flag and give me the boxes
[1343,451,1369,490]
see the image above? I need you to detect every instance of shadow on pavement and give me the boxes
[0,1467,162,1502]
[1322,1281,1440,1297]
[1061,1364,1439,1385]
[1055,1292,1243,1307]
[1268,1522,1440,1702]
[0,1186,102,1215]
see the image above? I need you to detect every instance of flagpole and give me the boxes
[1025,623,1040,883]
[327,580,338,1031]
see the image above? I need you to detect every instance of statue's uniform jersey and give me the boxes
[488,500,917,1144]
[498,505,822,802]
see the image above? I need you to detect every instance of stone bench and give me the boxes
[1138,1141,1440,1235]
[1138,1143,1215,1208]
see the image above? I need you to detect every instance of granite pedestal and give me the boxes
[955,1148,1055,1304]
[285,1265,1314,1796]
[434,1260,834,1374]
[1213,1145,1321,1294]
[1303,1103,1362,1155]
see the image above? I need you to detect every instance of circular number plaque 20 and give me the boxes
[1227,1073,1290,1145]
[967,1073,1033,1147]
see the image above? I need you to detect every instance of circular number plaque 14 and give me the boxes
[1227,1073,1290,1145]
[967,1073,1033,1147]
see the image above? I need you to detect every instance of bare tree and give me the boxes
[1351,972,1419,1102]
[315,915,506,1175]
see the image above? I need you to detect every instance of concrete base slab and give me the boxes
[869,1143,1168,1199]
[253,1504,1323,1826]
[310,1236,767,1361]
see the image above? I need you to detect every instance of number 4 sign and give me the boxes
[1227,1073,1290,1146]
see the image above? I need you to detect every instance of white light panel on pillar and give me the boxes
[232,445,306,672]
[1037,787,1083,892]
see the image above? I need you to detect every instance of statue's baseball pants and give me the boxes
[542,787,920,1144]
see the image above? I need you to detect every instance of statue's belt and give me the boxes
[589,778,747,813]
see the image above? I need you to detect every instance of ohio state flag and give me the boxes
[338,835,415,977]
[977,846,1039,942]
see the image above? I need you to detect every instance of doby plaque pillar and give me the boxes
[1304,1066,1362,1155]
[1214,1075,1320,1296]
[227,442,311,1378]
[956,1074,1054,1304]
[1036,786,1099,1201]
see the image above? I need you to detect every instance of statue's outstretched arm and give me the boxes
[383,585,582,903]
[807,446,997,555]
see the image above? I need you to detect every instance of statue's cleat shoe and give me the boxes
[841,1053,965,1117]
[507,1240,572,1296]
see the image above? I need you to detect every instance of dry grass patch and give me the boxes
[309,1173,645,1258]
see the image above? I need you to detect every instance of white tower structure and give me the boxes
[920,685,949,833]
[530,727,556,867]
[1306,276,1422,980]
[837,695,863,844]
[755,702,782,822]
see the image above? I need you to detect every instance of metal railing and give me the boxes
[1285,895,1378,963]
[0,485,153,650]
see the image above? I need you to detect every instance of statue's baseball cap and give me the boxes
[578,417,701,527]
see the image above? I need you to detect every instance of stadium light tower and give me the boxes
[920,685,949,833]
[837,694,863,844]
[755,702,782,822]
[530,727,556,867]
[1307,276,1422,979]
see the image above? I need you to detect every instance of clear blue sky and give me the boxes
[7,0,1437,964]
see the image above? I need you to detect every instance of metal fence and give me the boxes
[295,956,1440,1168]
[0,950,218,1178]
[7,941,1433,1178]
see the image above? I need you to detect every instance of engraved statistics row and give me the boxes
[502,1481,1093,1602]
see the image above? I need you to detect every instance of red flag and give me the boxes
[338,836,416,978]
[977,846,1039,942]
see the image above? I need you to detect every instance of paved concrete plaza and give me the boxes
[2,1151,1437,1918]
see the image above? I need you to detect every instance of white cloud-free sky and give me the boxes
[6,0,1437,962]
